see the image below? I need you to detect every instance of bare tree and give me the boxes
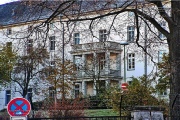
[12,47,49,98]
[4,0,180,118]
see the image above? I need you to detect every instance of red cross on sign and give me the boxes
[7,97,31,117]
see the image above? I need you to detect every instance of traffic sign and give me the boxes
[121,83,128,90]
[7,97,31,117]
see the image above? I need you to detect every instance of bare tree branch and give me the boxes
[148,1,174,26]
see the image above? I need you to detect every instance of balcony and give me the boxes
[76,69,121,79]
[71,41,121,54]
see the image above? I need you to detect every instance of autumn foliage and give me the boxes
[33,98,88,118]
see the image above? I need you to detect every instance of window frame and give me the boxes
[50,60,55,66]
[27,88,33,101]
[74,55,82,70]
[99,29,107,42]
[27,39,33,54]
[49,86,55,98]
[74,83,80,98]
[159,89,168,96]
[128,12,134,17]
[127,53,135,70]
[6,42,12,52]
[74,33,80,44]
[49,22,55,29]
[127,26,135,42]
[98,56,105,70]
[5,90,11,105]
[28,25,33,32]
[7,28,12,35]
[158,50,166,63]
[49,36,56,51]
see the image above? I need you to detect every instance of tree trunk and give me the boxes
[169,2,180,119]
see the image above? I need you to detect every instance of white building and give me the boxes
[0,1,169,110]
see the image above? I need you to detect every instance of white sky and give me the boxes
[0,0,18,5]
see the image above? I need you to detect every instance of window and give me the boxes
[28,25,33,32]
[99,29,107,42]
[127,26,134,42]
[7,28,12,35]
[27,88,32,101]
[50,60,55,66]
[127,53,135,70]
[128,81,132,85]
[159,21,166,39]
[74,56,82,70]
[98,56,105,70]
[128,12,134,17]
[6,42,12,52]
[49,87,55,98]
[27,39,33,54]
[159,90,168,96]
[49,22,55,29]
[74,33,80,44]
[50,36,55,51]
[75,84,80,98]
[158,50,166,63]
[5,90,11,105]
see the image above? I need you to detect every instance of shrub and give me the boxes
[39,98,88,118]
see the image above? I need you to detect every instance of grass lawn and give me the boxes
[85,109,119,116]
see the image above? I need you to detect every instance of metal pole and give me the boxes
[144,24,147,79]
[120,42,128,83]
[119,94,123,119]
[62,21,65,99]
[124,45,126,83]
[60,15,65,99]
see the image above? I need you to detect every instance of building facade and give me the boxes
[0,1,169,110]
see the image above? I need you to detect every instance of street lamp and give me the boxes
[120,41,129,83]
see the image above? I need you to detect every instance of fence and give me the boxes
[0,115,131,120]
[28,116,131,120]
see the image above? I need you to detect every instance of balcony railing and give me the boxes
[76,69,121,78]
[71,41,121,53]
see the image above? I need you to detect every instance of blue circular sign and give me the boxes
[7,97,31,116]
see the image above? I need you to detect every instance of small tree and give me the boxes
[0,42,16,87]
[156,53,170,93]
[102,76,168,116]
[43,58,77,100]
[12,47,49,98]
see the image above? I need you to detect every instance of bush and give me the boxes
[87,96,109,109]
[33,98,88,118]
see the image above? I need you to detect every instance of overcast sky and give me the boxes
[0,0,18,5]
